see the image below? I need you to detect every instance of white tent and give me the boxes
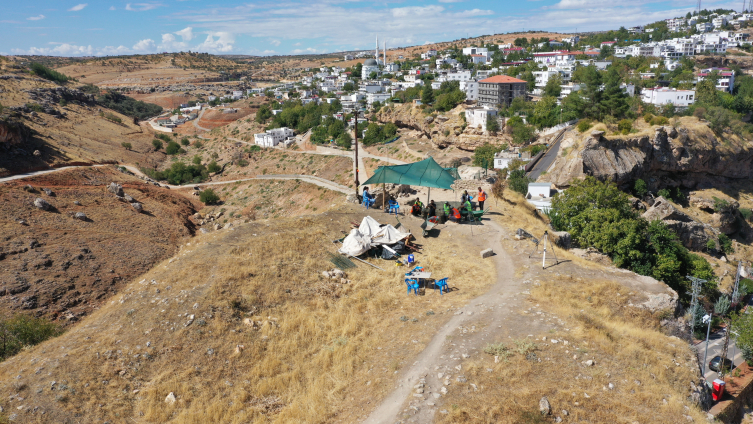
[338,216,410,257]
[338,228,371,257]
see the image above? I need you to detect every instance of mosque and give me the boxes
[361,35,387,80]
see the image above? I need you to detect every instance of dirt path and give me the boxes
[363,219,539,424]
[193,109,210,131]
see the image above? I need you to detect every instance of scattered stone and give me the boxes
[583,360,594,367]
[74,212,87,221]
[23,185,35,193]
[124,194,134,203]
[539,396,551,415]
[74,200,81,206]
[456,376,467,383]
[165,392,176,404]
[33,150,41,157]
[440,387,448,395]
[185,315,195,327]
[480,248,494,259]
[33,197,51,211]
[131,202,143,213]
[562,410,568,416]
[42,188,54,196]
[108,182,124,197]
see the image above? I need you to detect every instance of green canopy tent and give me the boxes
[361,157,457,210]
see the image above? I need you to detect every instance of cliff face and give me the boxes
[0,116,31,148]
[549,123,753,188]
[376,103,508,151]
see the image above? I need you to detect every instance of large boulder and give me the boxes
[33,197,51,211]
[108,182,124,197]
[131,202,143,213]
[689,192,740,235]
[641,197,711,251]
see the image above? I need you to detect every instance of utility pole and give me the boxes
[343,110,360,196]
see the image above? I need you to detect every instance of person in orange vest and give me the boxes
[450,206,461,223]
[477,187,487,210]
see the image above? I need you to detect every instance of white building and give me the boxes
[344,54,354,61]
[462,47,488,56]
[667,18,686,32]
[641,87,695,108]
[439,70,472,82]
[628,26,644,34]
[366,92,391,105]
[465,107,498,131]
[698,68,735,93]
[713,17,728,28]
[461,81,478,101]
[254,127,294,147]
[697,22,714,33]
[362,58,380,80]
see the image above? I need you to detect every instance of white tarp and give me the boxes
[338,228,371,257]
[339,216,410,257]
[358,216,382,238]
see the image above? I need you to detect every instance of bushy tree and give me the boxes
[0,315,61,360]
[634,179,648,197]
[199,188,220,205]
[507,169,531,195]
[152,139,163,151]
[473,143,507,168]
[336,131,352,149]
[543,73,563,98]
[600,67,629,119]
[165,141,181,155]
[421,84,435,105]
[383,122,398,138]
[121,142,132,150]
[486,115,500,133]
[207,160,221,173]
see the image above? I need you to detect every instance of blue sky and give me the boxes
[0,0,742,57]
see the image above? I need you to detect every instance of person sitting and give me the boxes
[411,198,423,216]
[462,198,473,221]
[461,190,471,205]
[387,197,400,215]
[442,202,451,224]
[449,206,461,223]
[362,187,375,209]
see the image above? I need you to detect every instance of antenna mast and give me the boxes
[697,0,702,15]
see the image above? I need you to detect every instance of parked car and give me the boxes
[709,356,733,373]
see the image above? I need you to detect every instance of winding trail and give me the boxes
[192,109,211,131]
[362,219,531,424]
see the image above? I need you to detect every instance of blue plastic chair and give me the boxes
[388,199,400,216]
[363,195,375,209]
[435,278,449,295]
[405,278,419,295]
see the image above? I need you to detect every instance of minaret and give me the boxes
[375,35,379,60]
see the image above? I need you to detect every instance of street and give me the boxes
[527,129,565,181]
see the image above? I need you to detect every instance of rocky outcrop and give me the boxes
[549,124,753,188]
[641,197,711,250]
[376,103,509,151]
[689,192,740,235]
[0,117,31,149]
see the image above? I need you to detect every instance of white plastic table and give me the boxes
[406,272,432,289]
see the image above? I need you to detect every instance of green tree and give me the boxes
[421,84,435,105]
[383,122,398,139]
[165,141,181,155]
[634,179,648,197]
[121,142,132,150]
[543,73,563,98]
[0,315,62,360]
[507,169,532,195]
[579,65,603,119]
[311,125,328,144]
[336,131,352,149]
[530,96,559,129]
[362,123,384,146]
[180,137,190,146]
[207,160,221,173]
[256,105,272,123]
[512,123,535,145]
[199,188,220,205]
[705,106,735,134]
[473,143,506,168]
[152,139,163,151]
[600,67,629,119]
[732,311,753,364]
[696,79,719,106]
[486,115,500,133]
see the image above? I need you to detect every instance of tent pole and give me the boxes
[427,187,431,207]
[382,182,386,211]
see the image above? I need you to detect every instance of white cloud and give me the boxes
[438,0,465,2]
[195,32,235,53]
[125,3,162,11]
[292,47,322,54]
[270,39,281,46]
[68,4,88,11]
[16,43,94,55]
[132,38,157,52]
[109,5,116,10]
[27,15,45,21]
[174,27,194,41]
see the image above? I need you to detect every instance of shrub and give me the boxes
[141,161,209,185]
[237,159,249,167]
[741,208,752,222]
[180,137,190,146]
[649,116,669,126]
[634,179,647,198]
[101,112,122,124]
[0,315,62,360]
[121,142,132,150]
[719,233,734,254]
[207,161,221,173]
[473,143,506,168]
[643,113,654,123]
[27,103,43,113]
[507,169,531,195]
[29,62,70,83]
[713,196,731,211]
[152,139,163,150]
[693,107,707,120]
[617,119,632,134]
[199,188,220,205]
[193,140,204,149]
[706,239,717,252]
[165,141,181,155]
[657,188,672,200]
[192,155,202,165]
[577,119,592,133]
[96,90,162,120]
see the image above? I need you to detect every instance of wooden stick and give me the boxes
[350,255,386,271]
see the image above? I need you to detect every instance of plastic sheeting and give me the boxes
[338,216,410,257]
[338,228,371,257]
[361,157,457,190]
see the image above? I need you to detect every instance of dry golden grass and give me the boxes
[0,206,493,423]
[437,278,707,424]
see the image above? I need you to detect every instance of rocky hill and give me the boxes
[376,103,510,151]
[0,167,197,322]
[547,118,753,190]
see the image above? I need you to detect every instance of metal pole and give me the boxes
[354,111,360,194]
[542,231,548,269]
[703,315,712,376]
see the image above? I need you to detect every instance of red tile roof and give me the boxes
[479,75,527,84]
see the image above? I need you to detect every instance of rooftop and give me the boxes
[479,75,527,84]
